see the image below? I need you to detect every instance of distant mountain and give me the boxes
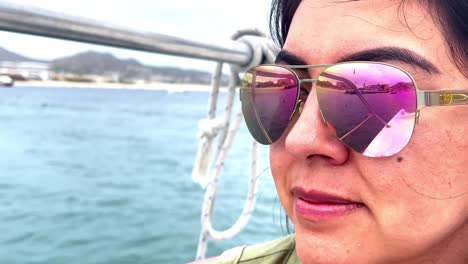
[51,51,142,75]
[0,47,227,85]
[51,50,225,85]
[0,47,42,62]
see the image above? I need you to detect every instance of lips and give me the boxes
[292,188,365,220]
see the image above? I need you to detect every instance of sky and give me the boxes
[0,0,272,71]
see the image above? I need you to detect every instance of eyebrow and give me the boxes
[275,47,440,74]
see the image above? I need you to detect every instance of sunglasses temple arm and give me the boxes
[418,90,468,108]
[320,72,390,127]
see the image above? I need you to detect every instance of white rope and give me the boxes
[195,67,240,259]
[193,30,277,260]
[192,62,224,188]
[207,120,259,240]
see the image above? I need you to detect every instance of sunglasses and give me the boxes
[240,62,468,157]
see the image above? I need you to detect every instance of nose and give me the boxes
[281,87,350,165]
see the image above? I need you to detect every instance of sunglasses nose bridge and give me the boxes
[297,78,317,96]
[299,79,317,84]
[293,79,320,117]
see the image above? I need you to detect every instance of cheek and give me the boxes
[399,107,468,198]
[269,143,294,214]
[375,108,468,251]
[350,107,468,257]
[269,143,287,189]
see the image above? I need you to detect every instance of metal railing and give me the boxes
[0,2,253,66]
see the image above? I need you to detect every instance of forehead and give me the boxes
[296,0,429,27]
[285,0,440,63]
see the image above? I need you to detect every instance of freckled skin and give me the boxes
[270,1,468,263]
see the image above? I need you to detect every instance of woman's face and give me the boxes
[270,1,468,263]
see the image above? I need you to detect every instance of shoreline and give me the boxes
[14,80,228,92]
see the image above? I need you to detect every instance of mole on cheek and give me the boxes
[397,156,404,162]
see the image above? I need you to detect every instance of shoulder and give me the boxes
[215,235,299,264]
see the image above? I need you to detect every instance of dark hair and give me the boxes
[269,0,468,77]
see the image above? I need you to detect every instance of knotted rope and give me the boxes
[192,29,277,260]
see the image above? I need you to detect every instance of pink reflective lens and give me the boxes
[317,62,417,157]
[240,65,298,144]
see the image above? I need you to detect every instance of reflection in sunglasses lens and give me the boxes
[317,63,417,157]
[240,66,298,144]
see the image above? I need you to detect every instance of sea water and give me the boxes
[0,86,285,264]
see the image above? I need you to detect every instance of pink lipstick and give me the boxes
[292,188,364,220]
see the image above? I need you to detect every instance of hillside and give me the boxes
[0,47,41,62]
[50,51,222,84]
[51,51,142,75]
[0,47,226,85]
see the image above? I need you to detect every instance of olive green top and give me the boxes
[216,235,300,264]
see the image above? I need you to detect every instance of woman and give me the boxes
[196,0,468,263]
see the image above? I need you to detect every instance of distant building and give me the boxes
[0,61,51,80]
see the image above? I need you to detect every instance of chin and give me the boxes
[293,224,386,264]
